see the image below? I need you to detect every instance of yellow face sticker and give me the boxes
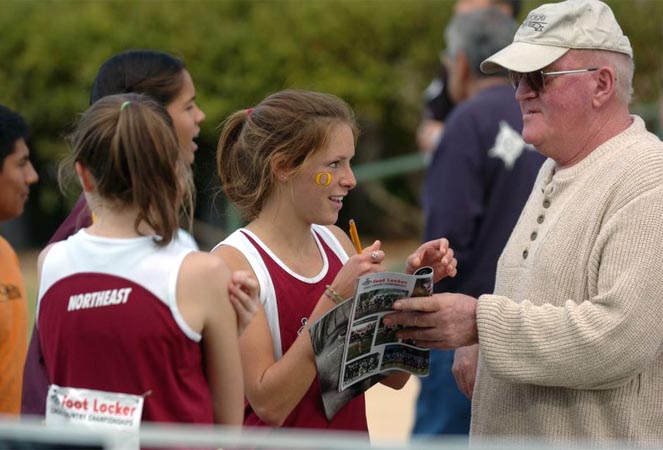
[315,172,332,186]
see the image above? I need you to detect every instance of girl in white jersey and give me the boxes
[37,93,244,425]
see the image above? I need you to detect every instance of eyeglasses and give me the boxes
[509,68,599,92]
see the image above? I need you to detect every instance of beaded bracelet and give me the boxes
[324,285,346,305]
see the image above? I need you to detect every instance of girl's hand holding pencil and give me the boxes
[325,220,386,301]
[349,219,381,264]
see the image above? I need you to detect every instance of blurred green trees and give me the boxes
[0,0,660,244]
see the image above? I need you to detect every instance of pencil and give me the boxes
[349,219,362,253]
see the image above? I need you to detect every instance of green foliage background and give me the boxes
[0,0,661,244]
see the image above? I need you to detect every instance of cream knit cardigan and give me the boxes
[471,116,663,446]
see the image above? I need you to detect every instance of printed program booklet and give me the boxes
[309,266,433,420]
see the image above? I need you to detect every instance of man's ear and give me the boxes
[457,52,471,82]
[74,162,96,192]
[449,52,472,103]
[593,66,616,108]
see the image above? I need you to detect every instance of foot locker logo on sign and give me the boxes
[46,384,145,448]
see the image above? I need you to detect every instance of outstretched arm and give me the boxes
[383,292,478,349]
[180,253,243,425]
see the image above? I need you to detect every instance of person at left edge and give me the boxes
[0,104,39,416]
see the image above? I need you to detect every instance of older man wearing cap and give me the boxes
[386,0,663,445]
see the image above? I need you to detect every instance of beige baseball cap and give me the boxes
[481,0,632,74]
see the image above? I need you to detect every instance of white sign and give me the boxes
[46,385,144,449]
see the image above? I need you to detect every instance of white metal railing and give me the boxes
[2,416,655,450]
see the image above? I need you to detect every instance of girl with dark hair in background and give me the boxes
[51,49,204,244]
[22,49,258,416]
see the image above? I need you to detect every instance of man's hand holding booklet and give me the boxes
[309,266,434,420]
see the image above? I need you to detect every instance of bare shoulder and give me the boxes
[180,251,231,288]
[211,244,253,273]
[177,251,234,333]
